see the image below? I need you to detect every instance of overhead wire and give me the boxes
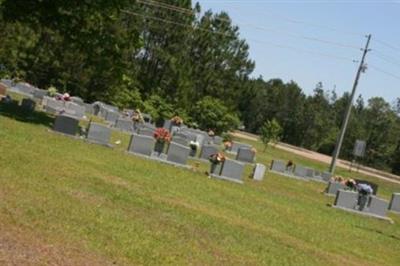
[368,64,400,81]
[370,49,400,68]
[121,9,357,63]
[134,0,363,50]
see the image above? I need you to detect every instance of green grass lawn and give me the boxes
[1,99,400,265]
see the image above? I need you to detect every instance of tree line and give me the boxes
[0,0,399,174]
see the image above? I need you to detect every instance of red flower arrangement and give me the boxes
[153,128,171,143]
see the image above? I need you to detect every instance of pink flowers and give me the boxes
[153,128,171,143]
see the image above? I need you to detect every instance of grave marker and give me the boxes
[87,123,111,146]
[53,114,79,136]
[128,134,155,156]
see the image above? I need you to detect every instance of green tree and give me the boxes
[191,96,239,134]
[260,119,282,152]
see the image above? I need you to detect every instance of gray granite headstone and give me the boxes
[252,163,266,181]
[46,98,65,112]
[326,181,347,195]
[321,172,332,182]
[305,167,314,179]
[65,102,85,118]
[84,103,94,115]
[167,142,190,165]
[334,189,358,209]
[236,147,255,163]
[33,89,47,100]
[115,118,133,132]
[271,160,286,173]
[87,123,111,146]
[70,96,84,105]
[293,165,307,178]
[200,145,219,160]
[219,159,245,182]
[138,127,154,137]
[163,120,172,131]
[128,134,155,156]
[367,196,389,217]
[105,110,120,125]
[230,142,252,153]
[15,83,35,95]
[53,114,79,136]
[213,136,223,145]
[172,136,188,146]
[21,98,36,111]
[389,193,400,213]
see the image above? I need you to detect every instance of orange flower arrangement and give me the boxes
[171,115,183,125]
[209,152,226,164]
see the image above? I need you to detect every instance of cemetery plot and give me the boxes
[333,189,392,222]
[210,158,244,184]
[53,114,80,136]
[252,163,266,181]
[86,122,112,147]
[389,193,400,213]
[235,147,255,163]
[127,134,155,157]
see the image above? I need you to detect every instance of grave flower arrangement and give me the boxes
[251,147,257,154]
[209,152,226,165]
[223,141,232,151]
[171,115,183,126]
[208,152,226,175]
[153,127,171,143]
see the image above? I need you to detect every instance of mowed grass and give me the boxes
[1,100,400,265]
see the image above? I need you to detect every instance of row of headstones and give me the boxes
[325,180,379,196]
[270,160,332,182]
[53,115,267,183]
[333,189,400,218]
[42,96,86,119]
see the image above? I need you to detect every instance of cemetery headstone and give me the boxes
[65,102,85,119]
[200,145,219,161]
[367,196,389,217]
[213,136,223,145]
[305,167,315,179]
[167,142,191,165]
[86,122,111,146]
[105,110,120,125]
[128,134,155,156]
[270,160,286,173]
[218,159,245,183]
[21,98,36,111]
[293,165,307,178]
[138,127,154,137]
[115,118,134,132]
[236,147,255,163]
[389,193,400,213]
[53,114,79,136]
[334,190,358,209]
[326,181,347,196]
[84,103,94,115]
[171,136,189,146]
[70,96,84,105]
[230,142,252,154]
[252,163,266,181]
[33,89,47,100]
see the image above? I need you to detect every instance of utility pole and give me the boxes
[329,34,371,174]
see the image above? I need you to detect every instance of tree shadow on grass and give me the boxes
[0,101,54,128]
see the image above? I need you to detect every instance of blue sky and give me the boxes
[196,0,400,103]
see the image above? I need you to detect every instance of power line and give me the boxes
[369,64,400,81]
[373,38,400,54]
[370,50,400,68]
[134,0,362,50]
[121,9,357,63]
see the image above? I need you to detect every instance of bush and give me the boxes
[191,96,240,134]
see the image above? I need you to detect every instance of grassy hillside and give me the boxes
[1,100,400,265]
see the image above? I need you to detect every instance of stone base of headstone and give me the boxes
[209,173,244,184]
[332,205,393,223]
